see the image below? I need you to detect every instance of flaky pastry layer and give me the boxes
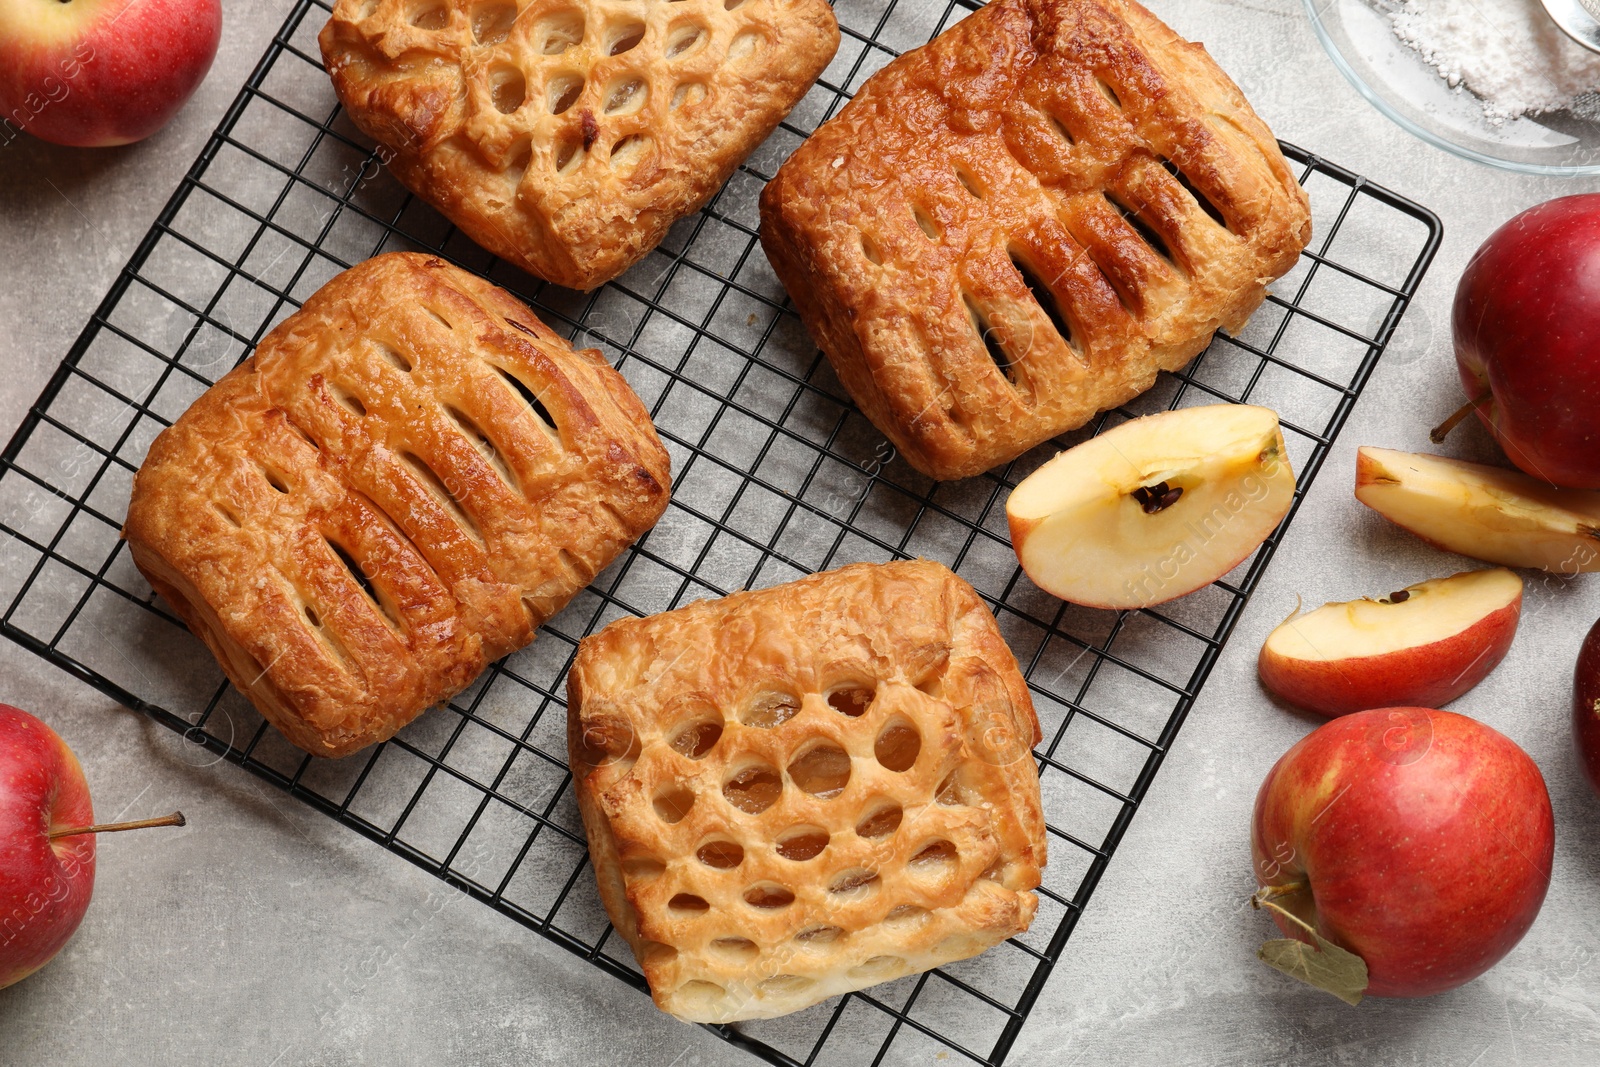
[760,0,1312,480]
[321,0,839,290]
[124,253,669,758]
[568,560,1046,1022]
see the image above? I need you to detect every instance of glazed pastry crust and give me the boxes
[124,253,670,758]
[760,0,1312,481]
[320,0,840,291]
[567,560,1046,1023]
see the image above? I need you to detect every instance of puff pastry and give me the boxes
[124,253,670,759]
[567,560,1046,1023]
[760,0,1312,481]
[320,0,840,291]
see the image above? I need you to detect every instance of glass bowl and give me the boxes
[1305,0,1600,176]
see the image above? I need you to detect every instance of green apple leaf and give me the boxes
[1257,934,1368,1006]
[1251,891,1368,1006]
[1256,929,1367,1005]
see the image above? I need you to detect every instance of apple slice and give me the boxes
[1259,569,1523,718]
[1355,447,1600,573]
[1007,404,1296,609]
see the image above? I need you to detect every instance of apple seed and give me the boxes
[1131,481,1183,514]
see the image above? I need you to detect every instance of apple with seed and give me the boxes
[1355,447,1600,573]
[0,0,223,148]
[1440,194,1600,488]
[1007,404,1295,610]
[1259,569,1522,718]
[1251,707,1553,1002]
[0,704,184,989]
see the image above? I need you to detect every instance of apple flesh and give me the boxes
[1574,618,1600,796]
[1355,446,1600,573]
[1007,404,1295,610]
[0,0,223,148]
[1259,568,1522,718]
[0,704,95,990]
[1450,194,1600,489]
[1252,707,1553,999]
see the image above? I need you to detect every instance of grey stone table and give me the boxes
[1,1,1597,1064]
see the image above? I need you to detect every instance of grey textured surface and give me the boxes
[0,1,1598,1064]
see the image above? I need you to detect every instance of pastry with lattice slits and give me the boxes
[760,0,1313,481]
[319,0,839,291]
[122,253,670,758]
[567,559,1046,1022]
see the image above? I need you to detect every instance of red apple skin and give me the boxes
[1453,194,1600,488]
[1258,598,1521,718]
[1574,618,1600,796]
[0,704,96,990]
[0,0,223,148]
[1251,708,1553,998]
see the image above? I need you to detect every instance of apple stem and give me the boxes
[1429,394,1492,444]
[1252,893,1318,940]
[47,811,186,840]
[1252,881,1307,904]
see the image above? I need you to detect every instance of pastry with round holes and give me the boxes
[319,0,840,291]
[759,0,1313,481]
[123,253,670,759]
[567,559,1046,1022]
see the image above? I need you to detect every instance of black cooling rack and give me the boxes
[0,1,1441,1063]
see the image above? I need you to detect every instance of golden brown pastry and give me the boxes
[320,0,840,291]
[567,560,1045,1023]
[760,0,1312,481]
[124,252,670,758]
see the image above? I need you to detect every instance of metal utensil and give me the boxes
[1542,0,1600,54]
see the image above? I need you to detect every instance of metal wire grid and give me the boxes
[0,1,1440,1063]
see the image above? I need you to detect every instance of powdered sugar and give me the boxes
[1389,0,1600,123]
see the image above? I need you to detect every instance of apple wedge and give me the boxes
[1355,447,1600,573]
[1007,404,1296,610]
[1259,569,1523,717]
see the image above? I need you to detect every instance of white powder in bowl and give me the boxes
[1389,0,1600,123]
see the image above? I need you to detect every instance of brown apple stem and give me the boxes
[48,811,186,840]
[1251,881,1307,906]
[1429,394,1492,444]
[1253,896,1318,941]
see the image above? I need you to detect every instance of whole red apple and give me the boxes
[0,0,223,148]
[1449,194,1600,488]
[1251,707,1553,998]
[1574,617,1600,795]
[0,703,96,989]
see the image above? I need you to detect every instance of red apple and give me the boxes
[1252,708,1553,999]
[1258,569,1522,718]
[0,0,223,148]
[1574,617,1600,795]
[1448,194,1600,488]
[0,704,96,989]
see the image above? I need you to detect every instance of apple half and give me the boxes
[1355,447,1600,573]
[1007,404,1296,610]
[1259,569,1523,718]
